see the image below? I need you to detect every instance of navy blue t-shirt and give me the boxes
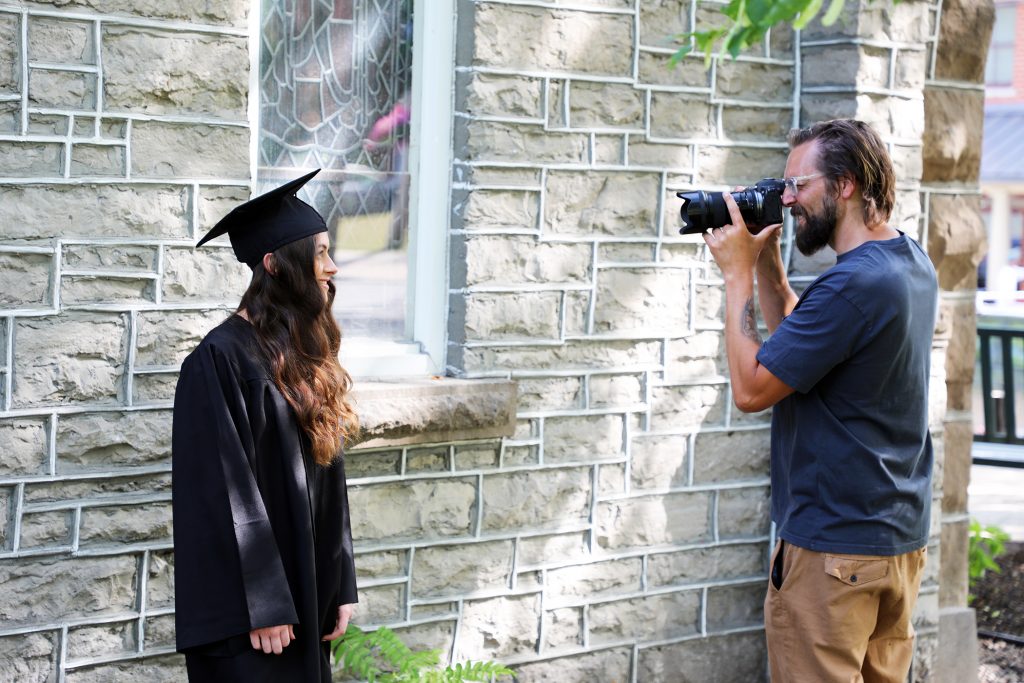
[756,233,938,555]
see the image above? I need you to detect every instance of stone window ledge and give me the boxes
[350,377,517,450]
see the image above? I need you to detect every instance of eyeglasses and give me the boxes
[784,173,822,195]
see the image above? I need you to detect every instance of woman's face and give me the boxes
[312,232,338,297]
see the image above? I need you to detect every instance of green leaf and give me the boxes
[793,0,825,29]
[821,0,846,26]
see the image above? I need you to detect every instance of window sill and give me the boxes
[350,377,517,450]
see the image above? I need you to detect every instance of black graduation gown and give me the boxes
[171,315,358,683]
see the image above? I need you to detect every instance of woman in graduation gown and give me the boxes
[171,170,359,683]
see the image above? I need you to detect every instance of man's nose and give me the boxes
[781,188,797,207]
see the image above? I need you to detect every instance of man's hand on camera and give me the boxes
[703,192,782,281]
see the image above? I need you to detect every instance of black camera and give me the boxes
[677,178,786,235]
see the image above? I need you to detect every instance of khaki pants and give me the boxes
[765,540,927,683]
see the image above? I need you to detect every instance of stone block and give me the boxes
[389,620,456,658]
[0,417,49,477]
[147,550,175,609]
[589,373,642,408]
[0,631,58,683]
[595,491,712,550]
[70,144,126,177]
[592,134,624,165]
[62,275,154,305]
[516,531,589,567]
[21,474,164,506]
[453,443,500,470]
[461,340,661,374]
[648,542,766,587]
[355,549,407,580]
[411,539,513,598]
[349,478,477,542]
[455,594,540,660]
[922,87,984,183]
[345,449,402,478]
[890,144,923,183]
[0,183,190,240]
[544,414,624,463]
[56,410,171,471]
[695,145,789,186]
[29,16,94,63]
[638,1,690,44]
[570,82,644,130]
[802,44,889,90]
[131,373,176,405]
[63,244,157,272]
[28,69,96,110]
[13,314,126,407]
[562,289,591,336]
[649,384,725,432]
[707,581,764,631]
[135,309,226,367]
[40,0,249,25]
[64,655,187,683]
[941,419,973,512]
[638,631,767,680]
[145,614,176,650]
[598,462,627,495]
[473,5,632,76]
[459,72,544,118]
[665,332,725,382]
[927,194,985,291]
[637,51,709,88]
[935,0,994,82]
[357,584,404,623]
[462,236,591,287]
[482,468,591,532]
[545,171,660,237]
[67,621,136,660]
[715,60,794,102]
[692,429,769,483]
[593,267,688,334]
[545,558,642,605]
[460,120,588,164]
[161,247,250,302]
[543,606,583,649]
[516,376,582,412]
[78,501,172,548]
[19,510,74,549]
[0,251,52,309]
[406,446,449,473]
[0,101,18,133]
[0,556,138,627]
[936,607,978,683]
[462,291,562,341]
[197,185,251,232]
[722,106,792,142]
[718,486,771,538]
[649,93,715,140]
[630,434,687,490]
[130,121,249,179]
[895,49,927,91]
[0,14,18,95]
[512,647,632,682]
[460,189,539,232]
[102,27,248,119]
[0,140,63,177]
[588,590,700,644]
[939,518,969,608]
[0,486,9,550]
[598,242,655,263]
[912,630,938,683]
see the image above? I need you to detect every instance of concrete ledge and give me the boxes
[350,377,518,450]
[936,606,978,683]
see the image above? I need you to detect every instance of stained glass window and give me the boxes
[258,0,414,339]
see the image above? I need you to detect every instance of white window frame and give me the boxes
[249,0,455,378]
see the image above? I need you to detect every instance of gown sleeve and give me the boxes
[336,454,359,606]
[172,341,299,650]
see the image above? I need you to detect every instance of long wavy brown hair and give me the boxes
[237,234,357,465]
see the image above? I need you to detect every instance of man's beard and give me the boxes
[792,194,838,256]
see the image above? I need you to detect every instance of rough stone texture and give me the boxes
[0,631,59,683]
[455,594,540,660]
[28,70,96,110]
[516,531,589,567]
[589,373,642,408]
[135,309,226,367]
[147,551,175,610]
[595,491,712,550]
[934,0,995,82]
[665,331,725,382]
[649,93,715,140]
[593,267,688,335]
[543,414,623,462]
[927,194,986,291]
[482,468,591,531]
[939,518,969,608]
[545,558,642,605]
[144,614,176,650]
[691,429,769,483]
[460,120,588,164]
[69,144,127,177]
[513,647,632,682]
[78,501,173,547]
[588,590,700,644]
[718,486,772,538]
[39,0,249,25]
[462,236,591,287]
[516,376,582,412]
[411,540,513,598]
[570,81,644,129]
[695,145,789,186]
[64,655,187,683]
[629,434,687,490]
[0,252,52,309]
[13,314,126,407]
[706,582,764,630]
[649,384,725,432]
[0,14,19,95]
[460,72,544,118]
[357,584,405,623]
[460,189,539,232]
[130,121,249,179]
[28,16,94,63]
[57,410,172,471]
[543,606,582,650]
[19,510,74,549]
[354,549,407,580]
[62,276,154,305]
[0,141,64,176]
[0,486,10,550]
[648,542,766,587]
[103,27,248,119]
[545,171,660,236]
[63,244,157,273]
[716,60,794,102]
[638,631,767,681]
[162,247,250,303]
[67,621,136,660]
[0,184,190,240]
[463,291,562,341]
[922,88,984,184]
[722,106,793,142]
[349,478,477,542]
[22,474,168,506]
[0,417,49,477]
[0,556,138,627]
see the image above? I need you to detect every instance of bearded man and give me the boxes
[702,119,938,683]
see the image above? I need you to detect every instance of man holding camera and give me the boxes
[702,119,938,683]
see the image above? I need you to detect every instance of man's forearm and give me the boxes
[723,272,766,410]
[756,246,798,333]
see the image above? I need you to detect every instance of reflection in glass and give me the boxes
[258,0,413,339]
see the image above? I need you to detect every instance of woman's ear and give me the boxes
[262,252,276,276]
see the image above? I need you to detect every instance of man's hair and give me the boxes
[788,119,895,226]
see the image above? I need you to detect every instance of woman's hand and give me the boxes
[322,603,356,641]
[249,624,295,655]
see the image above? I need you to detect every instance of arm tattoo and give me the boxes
[741,296,762,344]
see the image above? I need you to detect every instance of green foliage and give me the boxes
[331,625,514,683]
[968,518,1011,603]
[669,0,853,66]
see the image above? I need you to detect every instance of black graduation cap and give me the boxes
[196,169,327,268]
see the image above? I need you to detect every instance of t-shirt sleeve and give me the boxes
[756,284,869,394]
